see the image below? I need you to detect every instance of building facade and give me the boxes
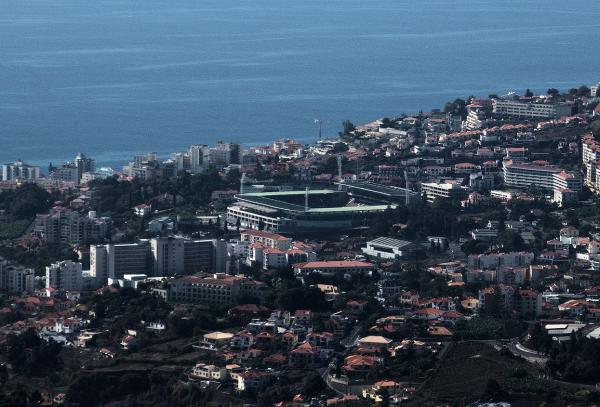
[46,260,83,291]
[492,99,572,119]
[2,160,39,182]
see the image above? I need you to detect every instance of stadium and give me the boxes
[226,182,420,234]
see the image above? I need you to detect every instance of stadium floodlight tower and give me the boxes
[337,155,343,190]
[305,186,310,212]
[240,172,246,194]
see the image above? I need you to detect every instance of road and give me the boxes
[341,324,362,348]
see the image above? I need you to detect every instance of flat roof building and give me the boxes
[492,99,572,119]
[421,182,468,203]
[503,161,581,192]
[362,237,414,259]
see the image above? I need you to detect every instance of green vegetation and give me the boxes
[452,317,526,340]
[408,342,576,406]
[528,326,600,384]
[2,328,62,377]
[67,371,211,407]
[0,216,32,239]
[0,245,78,275]
[0,184,53,219]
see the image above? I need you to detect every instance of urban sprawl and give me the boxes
[3,85,600,406]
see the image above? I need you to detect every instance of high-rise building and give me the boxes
[184,239,216,274]
[210,142,241,166]
[49,166,80,184]
[0,260,35,294]
[188,144,210,174]
[46,260,83,291]
[34,209,112,246]
[151,237,185,277]
[74,153,95,183]
[2,160,40,182]
[91,238,228,285]
[91,242,151,282]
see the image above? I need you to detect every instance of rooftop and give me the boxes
[368,236,413,249]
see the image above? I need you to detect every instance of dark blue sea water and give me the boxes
[1,0,600,168]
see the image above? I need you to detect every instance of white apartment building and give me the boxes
[492,99,572,119]
[34,209,112,246]
[0,260,35,294]
[240,230,292,250]
[421,182,468,203]
[2,160,39,182]
[189,363,228,381]
[503,161,581,192]
[46,260,83,291]
[151,237,185,277]
[467,252,534,269]
[91,243,150,282]
[262,248,287,269]
[582,133,600,192]
[168,273,269,306]
[463,108,487,130]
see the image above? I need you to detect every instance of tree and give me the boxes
[485,378,502,400]
[497,230,526,252]
[461,239,489,255]
[547,88,560,97]
[444,98,468,119]
[524,88,534,97]
[578,86,591,97]
[275,286,326,312]
[301,372,325,395]
[0,184,52,218]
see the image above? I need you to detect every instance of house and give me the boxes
[346,300,368,313]
[293,309,313,326]
[289,342,319,367]
[342,355,381,379]
[133,204,152,217]
[237,370,271,392]
[201,331,235,349]
[400,291,420,305]
[357,335,392,350]
[314,284,342,301]
[306,331,334,348]
[412,308,444,321]
[230,332,255,350]
[189,363,228,382]
[363,380,402,402]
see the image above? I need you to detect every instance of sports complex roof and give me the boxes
[337,181,418,197]
[235,189,396,214]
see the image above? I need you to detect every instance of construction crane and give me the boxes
[313,118,324,140]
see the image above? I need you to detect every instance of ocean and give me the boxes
[1,0,599,168]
